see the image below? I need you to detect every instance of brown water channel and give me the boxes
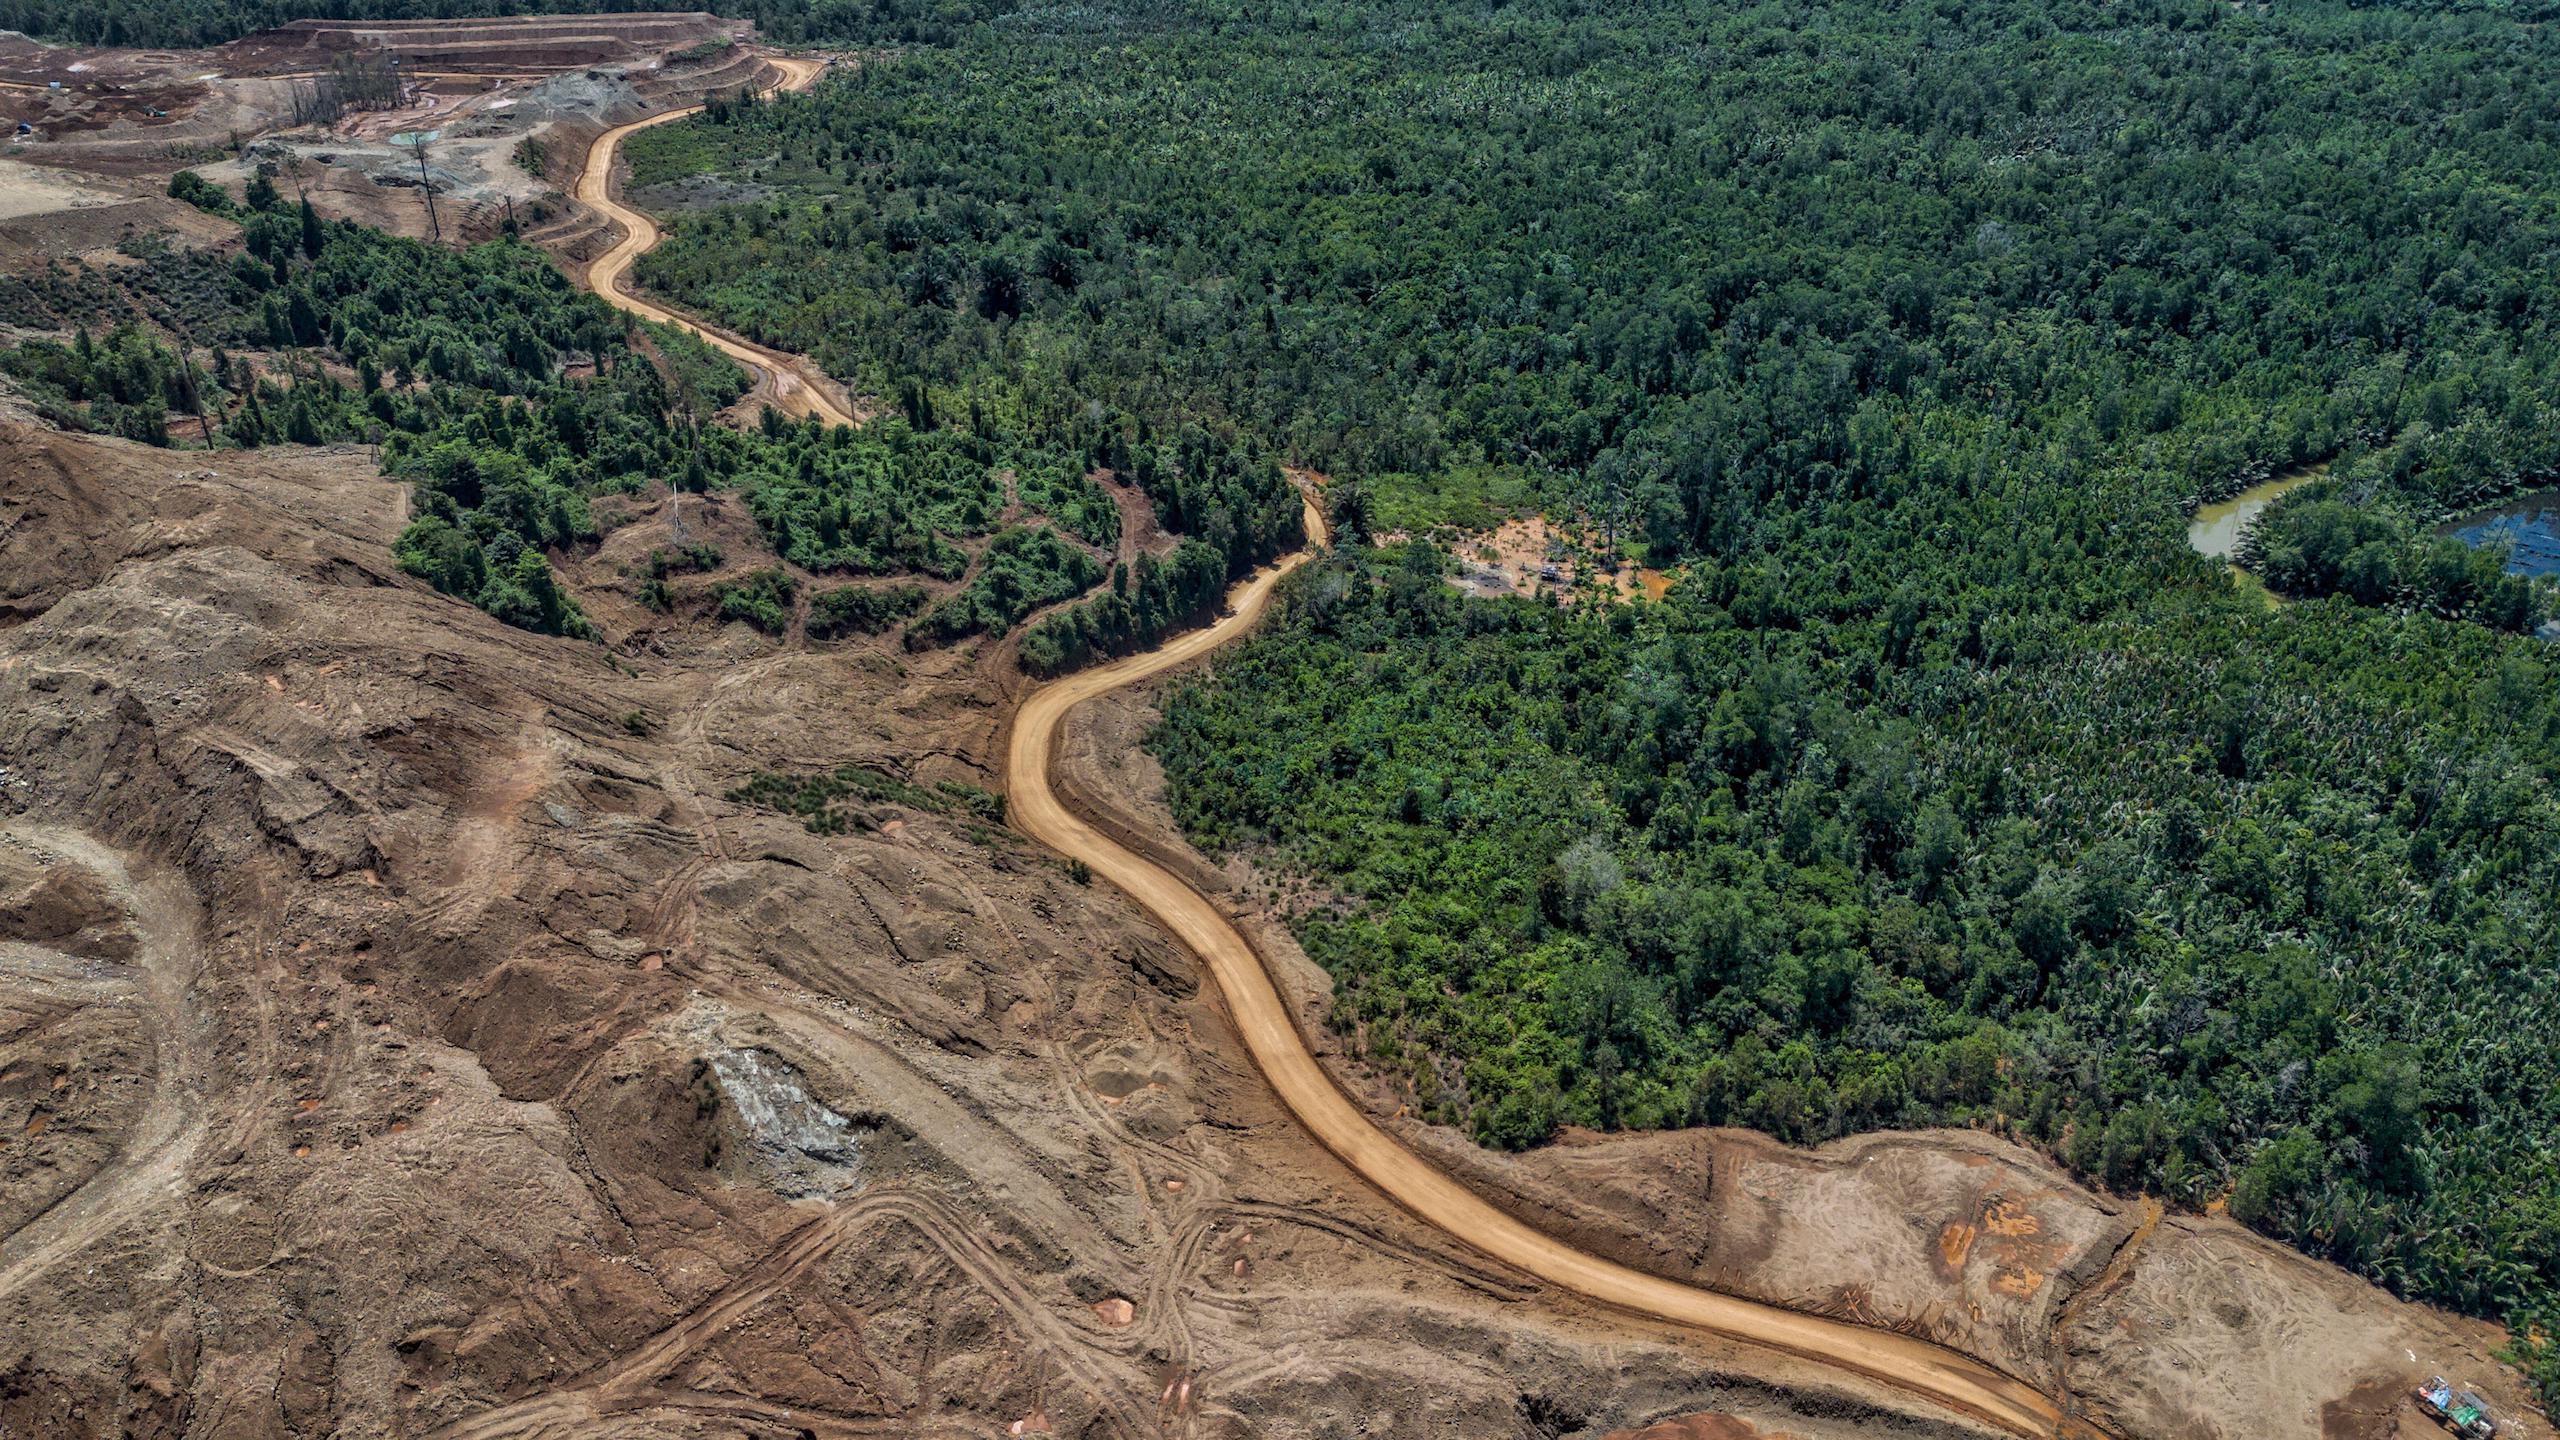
[2188,463,2327,565]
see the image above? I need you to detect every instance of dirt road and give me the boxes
[573,54,855,427]
[571,72,2095,1439]
[1004,493,2100,1440]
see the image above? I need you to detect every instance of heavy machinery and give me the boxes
[2416,1376,2500,1439]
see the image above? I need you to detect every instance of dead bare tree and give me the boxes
[400,133,443,241]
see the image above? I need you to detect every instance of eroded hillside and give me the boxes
[0,418,1946,1438]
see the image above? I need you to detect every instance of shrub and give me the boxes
[807,583,928,639]
[711,567,797,635]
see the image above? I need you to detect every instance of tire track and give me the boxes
[425,1187,1145,1440]
[424,1193,895,1440]
[0,825,207,1300]
[569,65,2108,1440]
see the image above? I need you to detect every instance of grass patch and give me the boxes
[1367,463,1537,535]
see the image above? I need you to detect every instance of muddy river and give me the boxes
[2188,462,2326,604]
[2187,462,2327,563]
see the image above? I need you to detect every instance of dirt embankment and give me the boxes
[217,13,748,76]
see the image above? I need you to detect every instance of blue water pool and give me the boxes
[2448,490,2560,578]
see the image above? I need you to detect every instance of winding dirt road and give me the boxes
[575,55,856,427]
[1005,502,2092,1440]
[574,69,2098,1440]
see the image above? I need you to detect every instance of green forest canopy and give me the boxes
[609,0,2560,1398]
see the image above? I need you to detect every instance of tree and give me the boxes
[2323,1047,2426,1195]
[1904,797,1963,894]
[1033,237,1081,291]
[976,253,1024,320]
[168,170,235,216]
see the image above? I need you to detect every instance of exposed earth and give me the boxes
[0,14,2546,1440]
[1431,513,1677,605]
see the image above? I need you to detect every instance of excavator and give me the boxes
[2417,1376,2500,1439]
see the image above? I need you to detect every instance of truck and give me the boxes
[2417,1376,2499,1439]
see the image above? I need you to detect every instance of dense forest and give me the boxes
[609,0,2560,1398]
[628,0,2560,571]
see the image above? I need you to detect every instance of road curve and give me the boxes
[571,67,2099,1440]
[1005,493,2098,1440]
[574,55,856,427]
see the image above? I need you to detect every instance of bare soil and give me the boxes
[0,12,771,250]
[1436,513,1675,603]
[216,14,749,76]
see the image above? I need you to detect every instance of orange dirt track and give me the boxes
[575,54,853,427]
[1005,496,2100,1440]
[575,67,2105,1440]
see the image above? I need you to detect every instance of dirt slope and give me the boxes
[0,418,2009,1439]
